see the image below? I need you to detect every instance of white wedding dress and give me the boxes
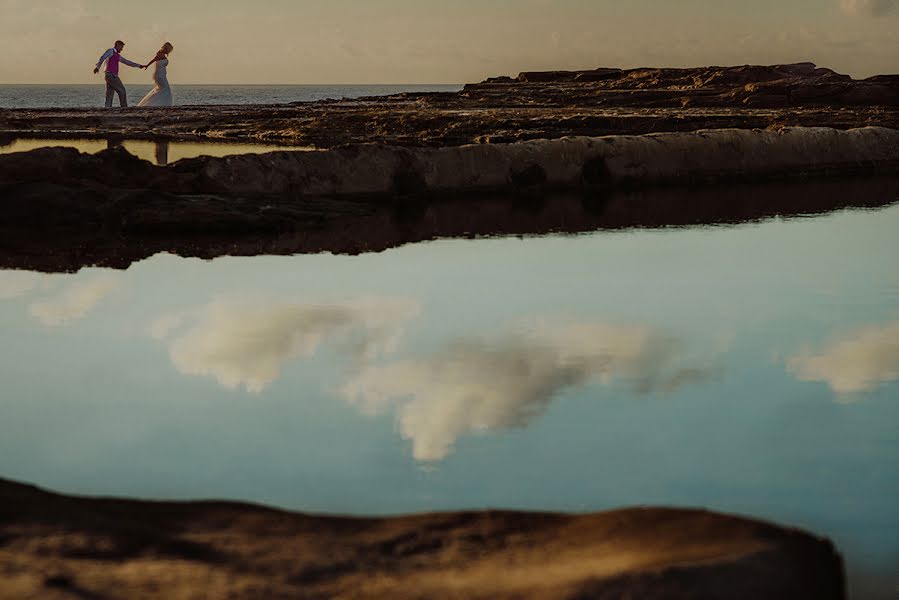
[138,58,173,107]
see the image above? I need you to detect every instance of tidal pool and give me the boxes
[0,137,312,165]
[1,200,897,597]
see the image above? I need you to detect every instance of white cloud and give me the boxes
[28,276,119,326]
[787,321,899,396]
[158,297,421,393]
[0,271,42,300]
[840,0,897,16]
[342,323,714,462]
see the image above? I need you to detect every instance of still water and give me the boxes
[1,202,897,596]
[0,138,311,165]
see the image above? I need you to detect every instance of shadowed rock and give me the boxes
[1,172,896,274]
[2,128,897,203]
[0,477,844,600]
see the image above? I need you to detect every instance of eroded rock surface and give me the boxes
[0,63,896,147]
[0,477,845,600]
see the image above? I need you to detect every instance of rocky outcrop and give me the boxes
[190,126,899,197]
[471,63,899,109]
[0,477,845,599]
[2,127,897,202]
[1,63,896,147]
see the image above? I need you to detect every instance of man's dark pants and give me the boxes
[105,72,127,108]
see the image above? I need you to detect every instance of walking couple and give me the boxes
[94,40,174,108]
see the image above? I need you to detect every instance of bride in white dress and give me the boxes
[138,42,174,107]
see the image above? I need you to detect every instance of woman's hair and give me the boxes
[162,42,174,53]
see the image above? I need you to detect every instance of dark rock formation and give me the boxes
[0,477,845,599]
[2,169,896,273]
[2,128,897,210]
[468,63,898,110]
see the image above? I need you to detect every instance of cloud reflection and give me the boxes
[787,321,899,396]
[342,323,715,461]
[28,277,119,326]
[156,298,421,393]
[0,271,42,300]
[152,300,715,461]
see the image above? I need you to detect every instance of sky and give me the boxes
[0,0,897,85]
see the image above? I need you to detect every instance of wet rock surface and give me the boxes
[0,477,845,600]
[0,63,897,147]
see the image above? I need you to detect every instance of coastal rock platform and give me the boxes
[1,63,897,147]
[0,478,844,600]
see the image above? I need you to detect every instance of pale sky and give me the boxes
[0,0,897,84]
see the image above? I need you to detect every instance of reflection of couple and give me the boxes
[93,40,174,108]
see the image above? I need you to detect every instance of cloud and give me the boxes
[28,277,119,326]
[0,271,42,300]
[840,0,897,16]
[342,323,715,462]
[787,322,899,396]
[148,312,187,341]
[157,297,421,393]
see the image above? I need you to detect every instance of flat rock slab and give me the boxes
[0,478,844,599]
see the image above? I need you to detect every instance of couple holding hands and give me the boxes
[94,40,174,108]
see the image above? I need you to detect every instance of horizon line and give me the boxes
[0,82,464,86]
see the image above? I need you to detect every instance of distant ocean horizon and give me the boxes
[0,84,463,109]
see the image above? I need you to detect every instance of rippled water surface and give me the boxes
[1,200,897,597]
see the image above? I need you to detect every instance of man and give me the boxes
[93,40,144,108]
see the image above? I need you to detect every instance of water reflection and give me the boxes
[26,276,119,327]
[144,291,719,461]
[152,298,421,393]
[155,140,169,166]
[0,270,41,299]
[787,321,899,397]
[0,202,897,598]
[0,137,311,166]
[343,324,717,461]
[147,293,717,461]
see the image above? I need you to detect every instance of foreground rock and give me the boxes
[0,63,897,147]
[0,478,844,599]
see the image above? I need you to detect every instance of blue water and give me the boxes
[0,199,897,597]
[0,84,462,109]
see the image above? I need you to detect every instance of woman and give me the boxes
[138,42,174,107]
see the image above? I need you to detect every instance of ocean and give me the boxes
[0,84,462,109]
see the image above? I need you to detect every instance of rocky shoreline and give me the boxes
[1,63,897,147]
[0,478,844,599]
[1,62,898,272]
